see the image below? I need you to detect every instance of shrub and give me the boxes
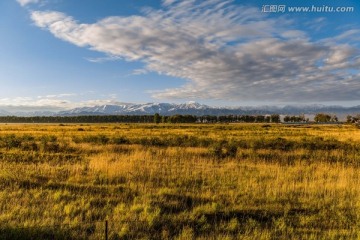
[40,135,60,152]
[112,136,130,145]
[209,141,237,159]
[138,137,165,147]
[21,142,38,151]
[73,135,110,145]
[2,134,22,149]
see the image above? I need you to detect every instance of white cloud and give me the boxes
[0,96,70,107]
[325,45,357,65]
[333,29,360,42]
[132,69,149,75]
[281,30,308,40]
[0,95,122,112]
[85,55,122,63]
[37,93,76,99]
[305,17,327,31]
[29,0,360,102]
[16,0,40,7]
[162,0,177,6]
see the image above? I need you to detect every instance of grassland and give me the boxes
[1,123,360,239]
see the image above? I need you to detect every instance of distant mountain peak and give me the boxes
[0,102,360,119]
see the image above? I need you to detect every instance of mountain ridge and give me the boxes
[1,102,360,118]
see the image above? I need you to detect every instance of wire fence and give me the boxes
[1,214,278,240]
[2,215,356,240]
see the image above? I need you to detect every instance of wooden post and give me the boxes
[105,220,108,240]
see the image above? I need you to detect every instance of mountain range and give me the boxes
[1,102,360,119]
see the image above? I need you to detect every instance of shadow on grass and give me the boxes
[0,223,100,240]
[0,226,72,240]
[152,192,211,214]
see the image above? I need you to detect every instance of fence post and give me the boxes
[105,220,108,240]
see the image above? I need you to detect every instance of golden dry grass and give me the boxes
[0,123,359,239]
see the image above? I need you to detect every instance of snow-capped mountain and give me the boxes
[0,110,11,116]
[58,102,213,116]
[57,102,360,117]
[1,102,360,118]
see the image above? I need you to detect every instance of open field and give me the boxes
[1,123,360,239]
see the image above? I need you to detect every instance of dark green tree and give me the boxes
[314,113,332,123]
[154,113,161,124]
[270,114,280,123]
[283,116,291,122]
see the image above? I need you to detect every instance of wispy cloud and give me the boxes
[162,0,177,7]
[37,93,76,99]
[0,96,70,106]
[0,95,123,112]
[131,69,149,75]
[85,55,122,63]
[305,17,327,31]
[16,0,41,7]
[29,0,360,102]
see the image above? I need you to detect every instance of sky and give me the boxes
[0,0,360,111]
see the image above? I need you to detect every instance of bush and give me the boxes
[112,136,130,144]
[21,142,38,151]
[73,135,110,145]
[299,137,346,151]
[2,134,22,149]
[40,135,60,152]
[138,137,165,147]
[209,141,237,159]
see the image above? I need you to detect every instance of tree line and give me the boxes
[346,115,360,123]
[283,113,339,123]
[0,115,155,123]
[0,114,280,123]
[0,113,344,124]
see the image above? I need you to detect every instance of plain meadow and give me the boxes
[0,123,360,239]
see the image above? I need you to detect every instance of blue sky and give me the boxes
[0,0,360,111]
